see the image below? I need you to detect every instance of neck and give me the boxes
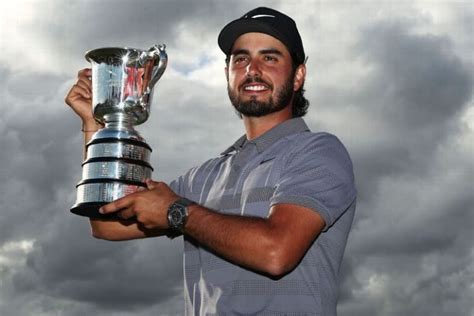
[242,106,293,140]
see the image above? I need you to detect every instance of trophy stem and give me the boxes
[104,113,134,130]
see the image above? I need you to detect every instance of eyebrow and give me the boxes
[259,48,284,56]
[230,49,249,56]
[230,48,284,56]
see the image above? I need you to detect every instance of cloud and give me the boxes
[346,19,471,199]
[334,14,473,316]
[0,0,252,76]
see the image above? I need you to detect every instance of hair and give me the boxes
[225,56,310,118]
[291,58,309,117]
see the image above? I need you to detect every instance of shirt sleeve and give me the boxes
[270,133,357,230]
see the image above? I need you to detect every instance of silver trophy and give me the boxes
[71,45,168,219]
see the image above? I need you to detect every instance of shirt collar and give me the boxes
[220,117,310,155]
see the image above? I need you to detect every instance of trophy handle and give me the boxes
[139,44,168,107]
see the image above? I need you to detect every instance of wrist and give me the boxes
[81,120,102,132]
[167,197,195,234]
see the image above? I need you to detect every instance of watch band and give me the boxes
[175,197,194,207]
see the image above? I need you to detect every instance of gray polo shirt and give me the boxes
[170,118,356,316]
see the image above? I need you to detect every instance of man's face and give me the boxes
[226,32,296,117]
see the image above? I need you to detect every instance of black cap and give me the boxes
[218,7,306,65]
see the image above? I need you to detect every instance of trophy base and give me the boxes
[71,202,121,220]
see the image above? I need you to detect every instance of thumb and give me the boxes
[145,179,159,190]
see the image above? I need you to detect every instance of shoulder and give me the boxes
[287,131,352,162]
[271,131,357,227]
[288,131,347,150]
[282,131,355,180]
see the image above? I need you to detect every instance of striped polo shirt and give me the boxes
[170,117,357,316]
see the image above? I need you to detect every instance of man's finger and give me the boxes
[78,68,92,77]
[118,208,136,220]
[136,186,148,192]
[72,84,91,99]
[145,179,159,190]
[77,76,92,90]
[99,196,131,214]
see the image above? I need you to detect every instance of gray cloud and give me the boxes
[333,18,473,316]
[349,20,472,199]
[355,20,471,125]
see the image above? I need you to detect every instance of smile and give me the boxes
[243,85,269,91]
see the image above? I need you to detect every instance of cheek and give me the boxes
[227,71,240,88]
[272,69,294,89]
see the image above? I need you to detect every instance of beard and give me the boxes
[227,73,295,118]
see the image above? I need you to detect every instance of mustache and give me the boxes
[239,76,272,90]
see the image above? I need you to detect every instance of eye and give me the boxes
[233,55,248,65]
[263,55,278,62]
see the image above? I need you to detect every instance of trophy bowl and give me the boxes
[71,45,167,219]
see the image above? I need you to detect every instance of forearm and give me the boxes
[94,183,324,270]
[90,219,168,241]
[184,204,285,276]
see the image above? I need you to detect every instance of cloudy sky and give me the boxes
[0,0,473,315]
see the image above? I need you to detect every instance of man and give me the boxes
[65,7,356,315]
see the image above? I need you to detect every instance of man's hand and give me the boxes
[99,180,179,230]
[65,68,103,130]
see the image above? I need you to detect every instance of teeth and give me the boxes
[244,85,267,91]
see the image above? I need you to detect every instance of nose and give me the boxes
[246,59,262,77]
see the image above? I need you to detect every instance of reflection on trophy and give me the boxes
[71,45,168,219]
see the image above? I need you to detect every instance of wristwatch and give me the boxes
[167,198,194,233]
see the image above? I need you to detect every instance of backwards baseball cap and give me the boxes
[218,7,306,65]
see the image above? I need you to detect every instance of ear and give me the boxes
[225,66,229,82]
[293,64,306,91]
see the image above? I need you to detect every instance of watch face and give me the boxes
[168,199,191,231]
[171,207,183,224]
[169,204,185,230]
